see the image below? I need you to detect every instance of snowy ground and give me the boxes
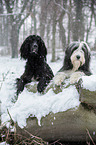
[0,52,96,128]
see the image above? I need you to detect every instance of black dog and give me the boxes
[16,35,54,96]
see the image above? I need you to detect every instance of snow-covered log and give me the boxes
[17,104,96,142]
[79,75,96,107]
[16,75,96,142]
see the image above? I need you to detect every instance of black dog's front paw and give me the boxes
[37,84,44,93]
[37,80,50,93]
[16,78,25,96]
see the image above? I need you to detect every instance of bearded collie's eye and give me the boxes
[71,46,78,54]
[82,46,86,54]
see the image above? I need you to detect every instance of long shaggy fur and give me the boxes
[53,41,92,85]
[16,35,54,96]
[60,41,91,75]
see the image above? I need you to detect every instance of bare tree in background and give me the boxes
[0,0,96,58]
[58,0,67,50]
[3,0,34,58]
[39,0,47,40]
[51,3,57,62]
[0,1,3,46]
[72,0,84,41]
[86,0,96,42]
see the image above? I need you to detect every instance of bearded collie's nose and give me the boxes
[76,55,80,60]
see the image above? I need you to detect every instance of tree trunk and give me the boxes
[72,0,84,41]
[58,12,66,51]
[10,24,19,58]
[58,0,67,50]
[33,1,37,34]
[67,0,72,45]
[51,17,56,62]
[46,19,51,50]
[86,14,93,42]
[39,0,47,39]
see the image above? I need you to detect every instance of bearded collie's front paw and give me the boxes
[70,71,85,84]
[53,72,66,86]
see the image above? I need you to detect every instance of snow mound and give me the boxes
[2,85,80,127]
[82,75,96,91]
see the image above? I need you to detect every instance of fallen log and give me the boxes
[16,104,96,143]
[16,76,96,143]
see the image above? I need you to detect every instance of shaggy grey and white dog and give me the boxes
[53,41,92,85]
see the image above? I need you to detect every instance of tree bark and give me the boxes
[51,14,56,62]
[10,24,19,58]
[33,1,37,34]
[40,0,47,39]
[72,0,84,41]
[67,0,72,45]
[58,12,66,51]
[46,18,51,50]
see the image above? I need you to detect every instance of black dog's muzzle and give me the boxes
[31,42,38,54]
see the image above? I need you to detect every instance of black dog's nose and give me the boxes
[76,55,80,59]
[33,43,38,48]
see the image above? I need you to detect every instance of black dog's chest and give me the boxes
[31,63,44,79]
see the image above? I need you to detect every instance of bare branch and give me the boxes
[18,0,34,29]
[54,0,69,14]
[86,128,95,145]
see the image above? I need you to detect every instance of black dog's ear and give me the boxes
[41,41,47,61]
[20,36,31,59]
[37,36,47,61]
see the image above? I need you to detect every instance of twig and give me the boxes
[7,109,14,126]
[86,141,91,145]
[54,0,69,14]
[0,71,10,90]
[24,129,48,144]
[50,139,62,145]
[86,128,95,145]
[24,129,41,140]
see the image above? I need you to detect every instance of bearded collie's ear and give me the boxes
[37,36,47,61]
[20,36,32,60]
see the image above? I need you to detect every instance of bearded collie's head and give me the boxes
[63,41,91,75]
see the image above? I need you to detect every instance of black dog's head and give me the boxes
[63,41,91,74]
[20,35,47,61]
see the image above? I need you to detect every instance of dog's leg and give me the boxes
[16,72,33,96]
[70,71,85,84]
[53,72,67,86]
[37,78,51,93]
[16,78,25,96]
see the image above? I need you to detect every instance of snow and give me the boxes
[2,85,79,127]
[81,75,96,91]
[0,142,8,145]
[0,52,96,128]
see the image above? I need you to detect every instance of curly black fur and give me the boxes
[59,42,92,75]
[16,35,54,96]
